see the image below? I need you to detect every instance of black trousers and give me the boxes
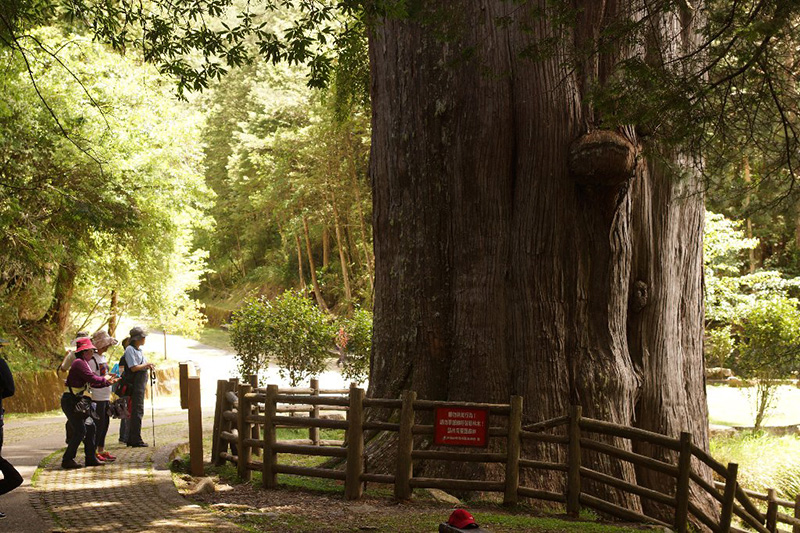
[127,372,148,445]
[94,400,109,449]
[0,423,23,497]
[61,393,96,463]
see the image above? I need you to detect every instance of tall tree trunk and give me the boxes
[330,192,353,308]
[295,233,307,292]
[345,129,375,291]
[743,157,756,273]
[322,227,330,269]
[108,289,119,338]
[367,0,712,519]
[40,259,78,336]
[303,215,329,312]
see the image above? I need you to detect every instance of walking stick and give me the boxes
[149,368,156,447]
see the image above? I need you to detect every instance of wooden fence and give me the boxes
[211,382,800,533]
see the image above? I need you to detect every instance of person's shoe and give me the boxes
[127,442,149,448]
[94,454,107,463]
[61,459,82,470]
[99,451,116,462]
[85,458,105,467]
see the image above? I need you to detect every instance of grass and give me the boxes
[234,507,648,533]
[31,449,64,487]
[5,408,63,421]
[196,326,233,352]
[207,455,647,533]
[710,432,800,499]
[707,384,800,427]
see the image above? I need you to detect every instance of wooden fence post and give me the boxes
[766,489,778,532]
[675,432,693,533]
[346,386,365,500]
[567,405,582,517]
[237,383,252,481]
[211,380,227,466]
[310,378,320,445]
[793,493,800,533]
[262,384,278,489]
[248,374,260,457]
[719,462,738,533]
[504,395,523,506]
[187,376,204,476]
[395,390,416,500]
[179,362,189,409]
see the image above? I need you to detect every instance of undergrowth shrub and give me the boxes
[711,433,800,498]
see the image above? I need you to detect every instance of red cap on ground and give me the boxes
[447,509,478,529]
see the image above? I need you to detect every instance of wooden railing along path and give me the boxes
[210,382,800,533]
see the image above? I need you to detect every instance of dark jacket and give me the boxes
[0,358,15,415]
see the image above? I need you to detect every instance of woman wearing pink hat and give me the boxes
[61,338,120,469]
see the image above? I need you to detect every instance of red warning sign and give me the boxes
[434,407,489,447]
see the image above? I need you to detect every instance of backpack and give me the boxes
[112,354,134,397]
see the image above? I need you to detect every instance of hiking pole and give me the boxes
[149,368,157,447]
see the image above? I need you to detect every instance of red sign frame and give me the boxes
[434,407,489,447]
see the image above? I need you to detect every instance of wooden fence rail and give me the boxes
[210,381,799,533]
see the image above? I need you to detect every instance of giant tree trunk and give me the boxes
[368,0,711,520]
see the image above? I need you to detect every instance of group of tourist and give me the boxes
[59,326,155,469]
[0,326,156,519]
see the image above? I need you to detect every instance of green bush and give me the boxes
[230,291,334,386]
[734,297,800,429]
[338,308,372,384]
[707,326,734,369]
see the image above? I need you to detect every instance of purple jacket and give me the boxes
[66,358,109,390]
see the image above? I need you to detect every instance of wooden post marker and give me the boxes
[395,390,416,500]
[310,378,320,446]
[237,383,252,481]
[179,362,190,409]
[262,384,278,489]
[719,462,738,533]
[567,405,582,517]
[346,386,365,500]
[793,493,800,533]
[675,432,693,533]
[766,488,778,532]
[187,376,204,476]
[504,395,523,506]
[211,379,227,466]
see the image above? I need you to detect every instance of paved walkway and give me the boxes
[1,334,244,533]
[31,416,241,533]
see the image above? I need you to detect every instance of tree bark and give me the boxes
[322,226,330,269]
[367,0,712,520]
[345,128,375,292]
[743,157,756,273]
[330,191,353,307]
[39,259,78,335]
[303,215,329,312]
[295,233,307,292]
[108,289,119,338]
